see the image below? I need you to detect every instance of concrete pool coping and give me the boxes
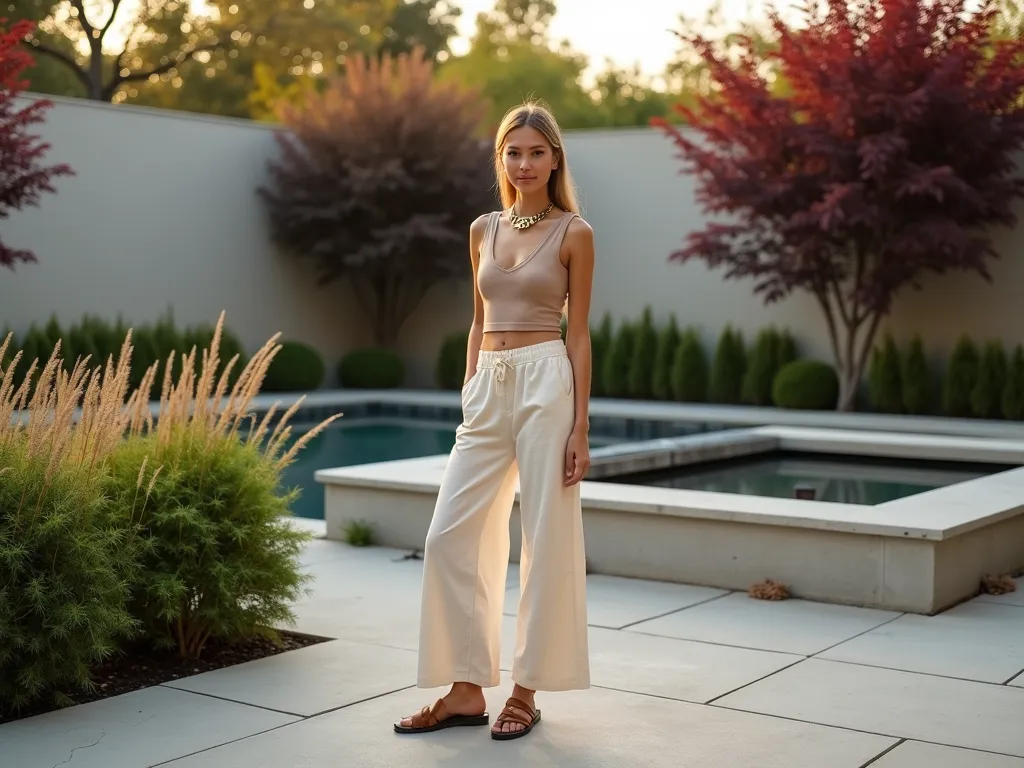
[315,425,1024,614]
[243,388,1024,439]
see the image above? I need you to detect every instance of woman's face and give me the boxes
[501,125,558,197]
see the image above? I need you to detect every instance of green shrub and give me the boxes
[12,325,48,395]
[670,329,708,402]
[436,331,468,390]
[651,314,680,401]
[339,348,405,389]
[628,307,657,399]
[0,340,139,714]
[776,330,797,369]
[1002,345,1024,420]
[559,314,567,342]
[901,336,932,415]
[590,313,613,397]
[971,341,1007,419]
[42,314,63,352]
[867,333,903,413]
[772,359,839,410]
[107,316,339,659]
[130,326,161,391]
[64,323,99,374]
[942,336,979,417]
[81,314,121,364]
[343,520,375,547]
[741,327,783,406]
[263,340,326,392]
[108,427,311,658]
[602,321,634,398]
[709,326,746,404]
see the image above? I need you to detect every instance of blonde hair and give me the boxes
[493,101,580,215]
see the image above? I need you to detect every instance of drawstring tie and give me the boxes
[494,356,513,396]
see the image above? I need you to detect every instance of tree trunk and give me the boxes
[815,289,883,412]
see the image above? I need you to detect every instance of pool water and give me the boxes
[280,421,456,519]
[277,418,647,519]
[603,451,1006,506]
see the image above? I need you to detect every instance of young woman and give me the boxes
[394,101,595,741]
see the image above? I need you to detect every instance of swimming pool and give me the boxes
[280,420,457,519]
[602,450,1007,505]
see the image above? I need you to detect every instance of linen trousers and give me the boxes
[416,340,590,692]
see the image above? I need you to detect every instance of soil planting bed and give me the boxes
[0,629,332,725]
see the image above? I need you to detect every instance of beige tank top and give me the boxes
[477,210,577,333]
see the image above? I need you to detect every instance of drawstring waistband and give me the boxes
[476,340,566,397]
[476,340,566,369]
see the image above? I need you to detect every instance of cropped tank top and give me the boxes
[477,210,577,333]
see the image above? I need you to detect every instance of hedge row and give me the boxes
[867,333,1024,420]
[0,315,421,393]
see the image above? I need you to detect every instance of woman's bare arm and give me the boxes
[563,218,596,436]
[464,214,490,384]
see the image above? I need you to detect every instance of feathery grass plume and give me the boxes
[0,330,145,714]
[107,311,342,659]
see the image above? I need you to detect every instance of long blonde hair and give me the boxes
[493,101,581,215]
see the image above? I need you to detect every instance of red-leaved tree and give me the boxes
[0,18,73,271]
[654,0,1024,411]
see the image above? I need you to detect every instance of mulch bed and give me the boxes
[0,630,331,726]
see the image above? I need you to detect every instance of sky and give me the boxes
[93,0,769,80]
[448,0,769,78]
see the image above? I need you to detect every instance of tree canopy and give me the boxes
[654,0,1024,411]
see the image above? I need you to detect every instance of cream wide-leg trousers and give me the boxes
[416,340,590,692]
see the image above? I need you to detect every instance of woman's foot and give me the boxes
[395,683,487,732]
[491,684,538,738]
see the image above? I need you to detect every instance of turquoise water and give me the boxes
[605,451,1004,506]
[281,421,456,520]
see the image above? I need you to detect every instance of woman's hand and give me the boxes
[564,429,591,487]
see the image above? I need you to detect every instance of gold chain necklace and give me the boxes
[509,202,554,231]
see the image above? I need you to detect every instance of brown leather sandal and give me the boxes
[393,698,489,734]
[490,697,541,741]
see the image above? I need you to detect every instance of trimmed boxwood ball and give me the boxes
[264,341,326,392]
[772,359,839,410]
[338,348,405,389]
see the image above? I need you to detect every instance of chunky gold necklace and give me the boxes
[509,202,554,231]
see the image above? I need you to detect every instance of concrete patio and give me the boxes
[2,522,1023,767]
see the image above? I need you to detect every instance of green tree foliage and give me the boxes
[603,321,634,398]
[670,329,708,402]
[651,314,680,400]
[942,336,979,417]
[971,340,1007,419]
[709,326,745,404]
[867,333,903,413]
[1001,344,1024,420]
[590,313,613,397]
[900,336,932,415]
[627,307,657,399]
[741,326,784,406]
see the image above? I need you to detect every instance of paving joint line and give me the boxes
[614,591,735,631]
[156,685,305,718]
[809,612,905,658]
[706,703,1024,761]
[857,739,905,767]
[818,656,1020,688]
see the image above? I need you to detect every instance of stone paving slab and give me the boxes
[0,685,296,768]
[819,600,1024,683]
[504,573,729,629]
[162,677,896,768]
[164,639,417,717]
[872,741,1024,767]
[715,658,1024,757]
[625,592,901,655]
[497,614,801,704]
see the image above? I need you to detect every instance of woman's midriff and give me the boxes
[481,330,562,351]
